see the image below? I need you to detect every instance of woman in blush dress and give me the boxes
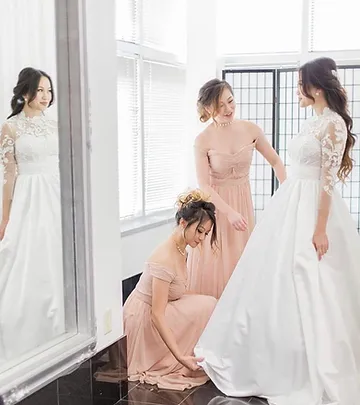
[187,79,286,298]
[123,190,218,390]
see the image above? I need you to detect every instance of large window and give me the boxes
[309,0,360,52]
[217,0,360,66]
[216,0,303,55]
[116,0,187,225]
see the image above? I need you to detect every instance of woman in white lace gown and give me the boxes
[0,68,64,363]
[195,58,360,405]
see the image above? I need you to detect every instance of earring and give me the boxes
[315,92,320,96]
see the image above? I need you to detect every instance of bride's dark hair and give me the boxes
[299,57,356,181]
[8,67,54,119]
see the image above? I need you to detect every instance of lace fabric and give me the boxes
[288,107,347,195]
[0,111,58,202]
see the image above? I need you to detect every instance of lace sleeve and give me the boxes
[319,120,347,196]
[0,123,17,203]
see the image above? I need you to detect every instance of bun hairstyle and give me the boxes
[197,79,233,123]
[175,189,217,248]
[299,57,356,181]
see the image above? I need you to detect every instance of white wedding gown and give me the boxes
[0,111,64,364]
[195,107,360,405]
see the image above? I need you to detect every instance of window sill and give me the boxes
[120,209,175,237]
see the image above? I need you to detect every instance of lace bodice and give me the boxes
[288,107,347,195]
[0,111,58,202]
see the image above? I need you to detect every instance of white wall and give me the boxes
[85,0,123,351]
[185,0,218,188]
[121,224,174,280]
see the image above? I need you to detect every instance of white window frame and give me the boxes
[218,0,360,70]
[117,0,186,235]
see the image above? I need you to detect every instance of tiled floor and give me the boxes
[115,380,268,405]
[15,358,268,405]
[13,336,268,405]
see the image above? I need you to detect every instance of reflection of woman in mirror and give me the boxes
[0,67,64,361]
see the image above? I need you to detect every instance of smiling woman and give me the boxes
[0,67,64,363]
[187,78,286,299]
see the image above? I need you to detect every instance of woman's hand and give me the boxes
[312,231,329,261]
[227,210,247,231]
[178,355,204,371]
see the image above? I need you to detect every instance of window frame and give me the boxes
[218,0,360,69]
[117,0,186,234]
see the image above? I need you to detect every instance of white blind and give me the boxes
[216,0,302,55]
[142,0,186,58]
[116,0,139,43]
[117,57,142,219]
[309,0,360,51]
[143,61,186,215]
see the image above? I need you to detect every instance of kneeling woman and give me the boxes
[123,190,218,390]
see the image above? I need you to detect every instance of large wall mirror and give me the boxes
[0,0,95,402]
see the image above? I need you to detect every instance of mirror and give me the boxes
[0,1,94,401]
[0,0,74,371]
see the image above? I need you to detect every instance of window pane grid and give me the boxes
[224,70,275,221]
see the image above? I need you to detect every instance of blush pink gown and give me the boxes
[123,262,217,390]
[187,141,256,299]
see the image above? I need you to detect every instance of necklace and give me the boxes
[218,120,234,127]
[176,244,186,256]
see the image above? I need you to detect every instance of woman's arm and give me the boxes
[151,276,204,370]
[313,120,346,260]
[255,126,286,184]
[0,123,17,240]
[151,277,183,360]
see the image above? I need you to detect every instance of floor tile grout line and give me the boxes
[178,385,202,405]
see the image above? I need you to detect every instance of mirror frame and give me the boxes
[0,0,96,402]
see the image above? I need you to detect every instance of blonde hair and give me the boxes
[176,189,210,210]
[197,79,233,123]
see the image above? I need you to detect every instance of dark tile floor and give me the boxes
[15,346,268,405]
[115,380,268,405]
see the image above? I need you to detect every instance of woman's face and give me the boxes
[183,219,213,248]
[26,76,52,112]
[297,72,317,108]
[213,88,235,124]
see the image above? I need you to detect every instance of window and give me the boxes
[142,0,186,58]
[143,62,186,214]
[116,0,187,224]
[216,0,303,55]
[309,0,360,52]
[115,0,139,43]
[117,56,141,219]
